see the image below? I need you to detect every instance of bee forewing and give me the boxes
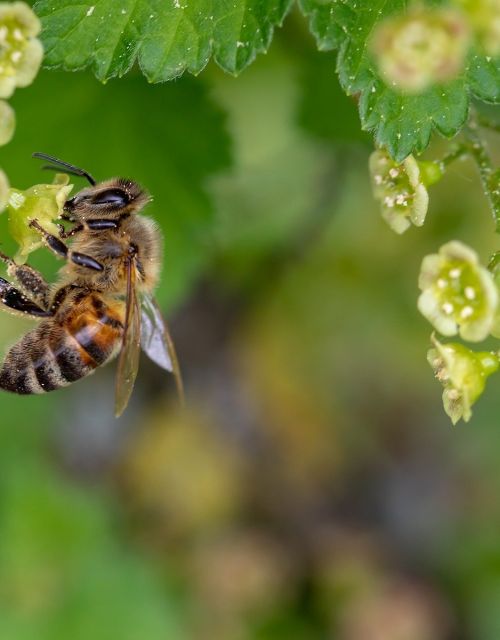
[114,260,141,417]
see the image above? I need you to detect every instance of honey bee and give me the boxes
[0,153,183,416]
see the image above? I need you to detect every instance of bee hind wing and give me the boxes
[140,294,184,406]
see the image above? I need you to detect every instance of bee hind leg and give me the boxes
[0,252,51,309]
[0,277,52,318]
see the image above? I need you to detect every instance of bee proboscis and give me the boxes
[0,153,183,416]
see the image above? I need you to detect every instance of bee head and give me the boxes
[32,153,150,222]
[63,178,150,221]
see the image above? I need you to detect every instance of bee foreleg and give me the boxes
[57,223,84,239]
[0,277,52,317]
[29,219,69,258]
[0,252,51,309]
[29,219,103,271]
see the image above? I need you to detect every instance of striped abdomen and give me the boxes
[0,297,123,395]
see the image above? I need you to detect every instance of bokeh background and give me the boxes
[0,9,500,640]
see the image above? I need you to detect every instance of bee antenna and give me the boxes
[32,152,96,186]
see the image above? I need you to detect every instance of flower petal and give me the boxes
[14,38,43,88]
[418,289,458,335]
[0,99,14,145]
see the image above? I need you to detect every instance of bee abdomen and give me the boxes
[0,322,105,395]
[0,324,86,394]
[0,300,123,396]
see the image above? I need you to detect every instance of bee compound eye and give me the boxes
[92,189,129,206]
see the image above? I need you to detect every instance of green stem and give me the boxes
[477,114,500,135]
[436,144,468,172]
[463,123,500,232]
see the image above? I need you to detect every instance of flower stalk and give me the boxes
[463,122,500,232]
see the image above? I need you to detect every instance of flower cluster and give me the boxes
[419,241,500,424]
[0,2,42,148]
[6,174,73,262]
[369,149,442,234]
[370,7,470,94]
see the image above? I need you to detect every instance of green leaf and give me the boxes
[297,0,342,51]
[33,0,292,82]
[299,0,500,161]
[468,52,500,102]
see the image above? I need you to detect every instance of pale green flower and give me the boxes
[0,98,14,145]
[486,251,500,338]
[428,335,499,424]
[6,174,73,262]
[0,2,43,99]
[0,166,8,211]
[369,149,441,234]
[456,0,500,57]
[418,241,498,341]
[370,7,471,94]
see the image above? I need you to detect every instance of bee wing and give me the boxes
[114,258,141,418]
[140,294,184,405]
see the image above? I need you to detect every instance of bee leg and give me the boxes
[29,219,103,271]
[0,251,51,309]
[57,222,84,239]
[28,219,70,257]
[0,277,52,317]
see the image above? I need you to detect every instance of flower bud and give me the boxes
[428,335,499,424]
[418,241,498,341]
[370,7,470,94]
[369,149,434,234]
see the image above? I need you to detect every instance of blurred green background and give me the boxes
[0,11,500,640]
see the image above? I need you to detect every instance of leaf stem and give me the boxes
[436,144,468,172]
[477,114,500,135]
[463,123,500,232]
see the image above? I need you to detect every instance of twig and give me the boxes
[463,121,500,232]
[435,144,468,172]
